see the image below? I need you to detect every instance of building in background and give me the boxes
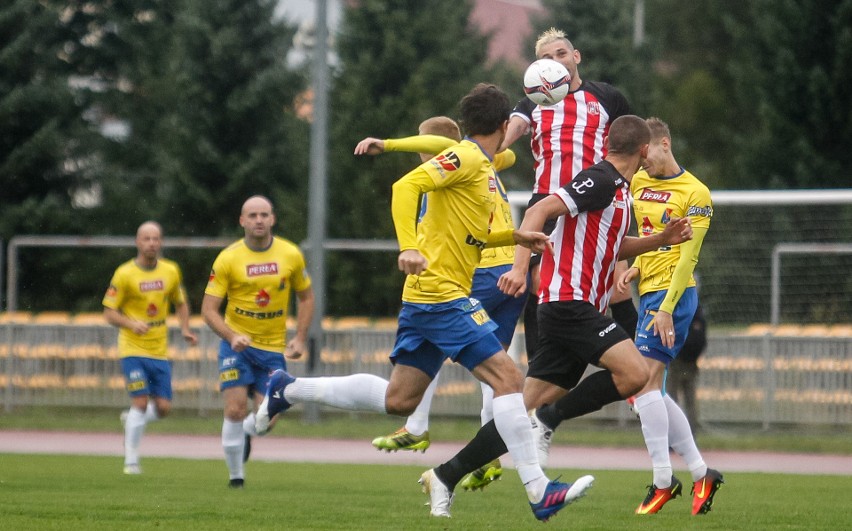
[277,0,543,69]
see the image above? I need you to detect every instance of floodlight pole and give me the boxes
[304,0,330,423]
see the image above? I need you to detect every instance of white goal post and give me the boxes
[508,189,852,326]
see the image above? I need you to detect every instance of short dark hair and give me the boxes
[459,83,511,137]
[606,115,651,155]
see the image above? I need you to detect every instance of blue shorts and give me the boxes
[635,287,698,365]
[391,298,502,379]
[471,265,527,346]
[218,341,286,392]
[121,356,173,399]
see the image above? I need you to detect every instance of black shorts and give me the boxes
[527,300,632,389]
[527,193,557,268]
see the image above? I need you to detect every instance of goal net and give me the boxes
[508,190,852,327]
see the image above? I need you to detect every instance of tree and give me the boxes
[323,0,499,315]
[533,0,653,111]
[728,0,852,188]
[3,1,310,311]
[0,1,96,239]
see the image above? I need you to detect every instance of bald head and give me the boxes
[136,221,162,239]
[240,195,276,247]
[135,221,163,266]
[241,195,274,215]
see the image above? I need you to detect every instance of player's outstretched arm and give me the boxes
[353,137,385,155]
[619,217,693,260]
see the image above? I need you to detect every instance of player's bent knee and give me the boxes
[224,404,247,422]
[384,397,417,417]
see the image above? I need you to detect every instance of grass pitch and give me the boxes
[0,454,846,530]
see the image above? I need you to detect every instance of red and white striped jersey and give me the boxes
[539,160,632,313]
[512,80,630,194]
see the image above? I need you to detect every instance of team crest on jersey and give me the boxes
[641,216,654,236]
[587,101,601,115]
[247,263,278,277]
[639,188,671,203]
[255,289,270,307]
[687,205,714,218]
[430,152,461,177]
[661,208,673,224]
[488,175,497,193]
[146,303,157,317]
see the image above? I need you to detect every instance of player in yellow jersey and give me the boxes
[355,116,523,489]
[615,117,723,515]
[103,221,197,475]
[256,84,591,521]
[202,195,314,488]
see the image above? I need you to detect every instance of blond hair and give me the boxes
[418,116,462,142]
[646,117,672,142]
[535,27,574,58]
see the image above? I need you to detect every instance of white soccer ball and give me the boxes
[523,58,571,106]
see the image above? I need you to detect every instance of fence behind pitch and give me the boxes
[508,189,852,326]
[2,317,850,427]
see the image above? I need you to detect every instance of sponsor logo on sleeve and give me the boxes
[432,152,461,172]
[687,205,714,217]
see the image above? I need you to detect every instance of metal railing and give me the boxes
[2,320,851,427]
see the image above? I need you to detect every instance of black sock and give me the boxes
[523,292,539,360]
[610,299,638,337]
[537,370,623,429]
[434,420,506,490]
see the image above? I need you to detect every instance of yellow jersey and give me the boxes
[205,237,312,351]
[391,139,499,304]
[631,168,713,296]
[478,174,515,268]
[102,258,188,359]
[384,135,516,271]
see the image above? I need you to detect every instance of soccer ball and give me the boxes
[523,58,571,106]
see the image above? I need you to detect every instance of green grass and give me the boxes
[0,454,845,530]
[2,406,851,455]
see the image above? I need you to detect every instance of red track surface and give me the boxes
[1,430,849,475]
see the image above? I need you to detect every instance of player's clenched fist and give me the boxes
[398,249,428,276]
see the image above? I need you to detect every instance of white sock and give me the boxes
[492,393,548,502]
[124,407,146,466]
[243,412,259,437]
[222,419,245,480]
[479,382,494,425]
[636,390,672,488]
[405,374,439,435]
[285,374,388,413]
[144,401,159,422]
[664,394,707,481]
